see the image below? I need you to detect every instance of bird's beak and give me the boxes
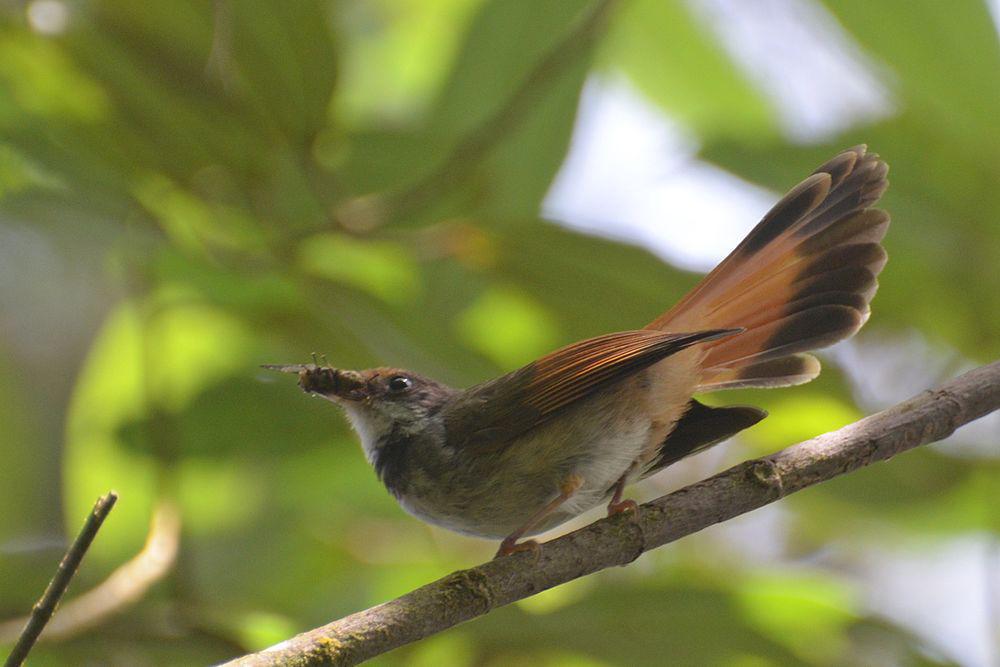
[261,364,369,401]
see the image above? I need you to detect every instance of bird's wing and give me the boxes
[444,328,740,451]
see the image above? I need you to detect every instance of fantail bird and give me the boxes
[265,146,889,558]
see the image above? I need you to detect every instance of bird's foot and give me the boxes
[495,538,540,560]
[607,498,640,521]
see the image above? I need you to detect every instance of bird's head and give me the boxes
[265,363,454,462]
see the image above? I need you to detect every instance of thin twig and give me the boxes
[0,499,181,645]
[223,360,1000,667]
[4,491,118,667]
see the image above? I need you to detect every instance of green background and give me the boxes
[1,0,997,665]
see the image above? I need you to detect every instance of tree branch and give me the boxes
[4,491,118,667]
[224,360,1000,667]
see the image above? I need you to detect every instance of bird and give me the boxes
[265,145,889,558]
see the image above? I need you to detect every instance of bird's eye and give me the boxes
[387,376,412,393]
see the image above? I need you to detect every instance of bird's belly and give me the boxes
[537,421,651,527]
[395,385,660,539]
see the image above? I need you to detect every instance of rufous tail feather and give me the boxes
[647,145,889,391]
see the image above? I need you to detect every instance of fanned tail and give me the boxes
[647,145,889,392]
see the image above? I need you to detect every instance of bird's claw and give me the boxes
[495,538,540,561]
[607,499,640,523]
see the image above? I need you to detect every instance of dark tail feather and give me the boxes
[644,399,767,475]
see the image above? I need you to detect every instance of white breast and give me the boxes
[341,403,388,465]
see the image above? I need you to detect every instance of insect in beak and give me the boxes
[262,364,368,401]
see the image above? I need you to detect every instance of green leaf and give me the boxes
[297,233,422,305]
[334,0,483,125]
[117,374,348,459]
[338,0,598,221]
[0,32,110,125]
[228,0,339,144]
[736,571,858,663]
[820,0,1000,149]
[455,285,560,368]
[600,0,778,140]
[492,220,696,338]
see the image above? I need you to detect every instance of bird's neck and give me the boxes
[369,425,414,497]
[341,405,428,497]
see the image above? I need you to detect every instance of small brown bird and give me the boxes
[266,146,889,557]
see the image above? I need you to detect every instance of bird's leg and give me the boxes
[495,473,584,559]
[606,463,639,518]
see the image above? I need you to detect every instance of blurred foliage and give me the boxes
[0,0,996,665]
